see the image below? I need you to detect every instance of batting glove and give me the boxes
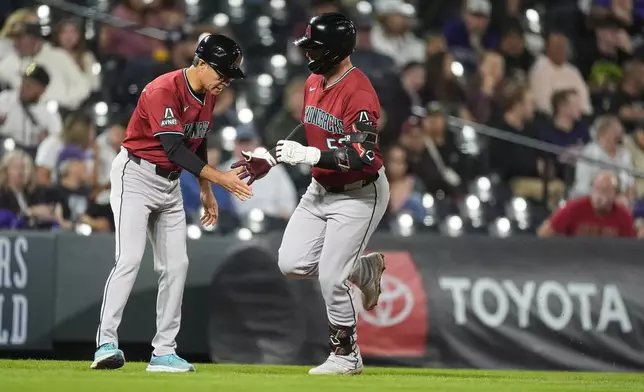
[231,147,276,185]
[276,140,321,166]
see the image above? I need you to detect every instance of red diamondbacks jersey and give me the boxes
[122,68,216,172]
[302,67,383,187]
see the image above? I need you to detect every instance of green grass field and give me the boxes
[1,360,643,392]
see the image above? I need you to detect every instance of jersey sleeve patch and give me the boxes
[160,107,179,127]
[357,110,374,126]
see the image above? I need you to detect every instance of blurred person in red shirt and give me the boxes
[538,170,636,237]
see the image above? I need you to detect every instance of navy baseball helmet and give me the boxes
[294,13,357,75]
[195,34,245,80]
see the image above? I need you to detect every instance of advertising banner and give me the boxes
[0,232,56,351]
[355,237,644,371]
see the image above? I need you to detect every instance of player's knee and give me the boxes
[164,257,189,276]
[317,270,345,300]
[277,255,296,276]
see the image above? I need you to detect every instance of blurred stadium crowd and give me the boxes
[1,0,644,239]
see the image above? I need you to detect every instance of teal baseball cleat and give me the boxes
[146,354,195,373]
[90,343,125,370]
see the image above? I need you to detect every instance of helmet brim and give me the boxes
[208,62,245,80]
[293,36,325,49]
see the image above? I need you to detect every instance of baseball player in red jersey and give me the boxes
[233,13,390,375]
[91,34,252,373]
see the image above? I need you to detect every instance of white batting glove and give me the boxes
[276,140,321,166]
[241,147,277,167]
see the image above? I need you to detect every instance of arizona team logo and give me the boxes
[305,25,311,39]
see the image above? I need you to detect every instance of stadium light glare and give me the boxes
[451,61,464,77]
[213,13,230,27]
[37,5,50,19]
[477,176,491,191]
[356,1,373,14]
[270,0,286,10]
[94,101,108,116]
[257,15,272,28]
[422,193,434,209]
[237,228,253,241]
[187,224,202,240]
[3,138,15,152]
[512,197,528,213]
[270,54,287,68]
[257,73,274,87]
[75,223,92,236]
[238,108,254,124]
[466,195,481,211]
[221,126,237,141]
[229,0,243,8]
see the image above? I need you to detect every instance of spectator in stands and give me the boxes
[0,21,90,110]
[0,64,62,156]
[442,0,498,72]
[419,102,465,195]
[422,51,469,117]
[52,18,101,93]
[100,0,166,59]
[489,83,565,203]
[371,0,425,67]
[465,51,506,124]
[0,8,37,62]
[219,125,297,221]
[529,32,592,116]
[538,171,636,237]
[349,14,396,84]
[264,77,306,148]
[570,115,635,202]
[576,15,632,92]
[597,61,644,133]
[623,125,644,199]
[0,149,57,229]
[384,144,425,223]
[52,146,91,231]
[380,62,425,147]
[541,89,590,148]
[35,111,95,185]
[86,117,128,230]
[498,24,534,79]
[425,33,447,58]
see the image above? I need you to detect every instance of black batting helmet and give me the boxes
[294,13,356,75]
[195,34,245,80]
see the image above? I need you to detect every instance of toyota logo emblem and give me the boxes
[357,274,414,327]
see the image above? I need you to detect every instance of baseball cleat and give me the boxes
[308,352,364,375]
[358,252,386,311]
[146,354,195,373]
[91,343,125,370]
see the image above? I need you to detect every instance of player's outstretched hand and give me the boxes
[200,190,219,227]
[221,167,254,201]
[230,148,275,185]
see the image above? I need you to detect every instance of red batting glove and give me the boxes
[230,149,276,185]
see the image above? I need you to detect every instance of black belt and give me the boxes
[127,151,180,181]
[322,173,379,193]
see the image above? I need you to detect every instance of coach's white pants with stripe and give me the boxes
[96,148,189,356]
[277,167,389,327]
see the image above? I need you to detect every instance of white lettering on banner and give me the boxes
[440,277,632,333]
[471,278,508,327]
[13,237,27,289]
[0,295,8,344]
[0,236,29,346]
[11,295,27,345]
[0,236,10,288]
